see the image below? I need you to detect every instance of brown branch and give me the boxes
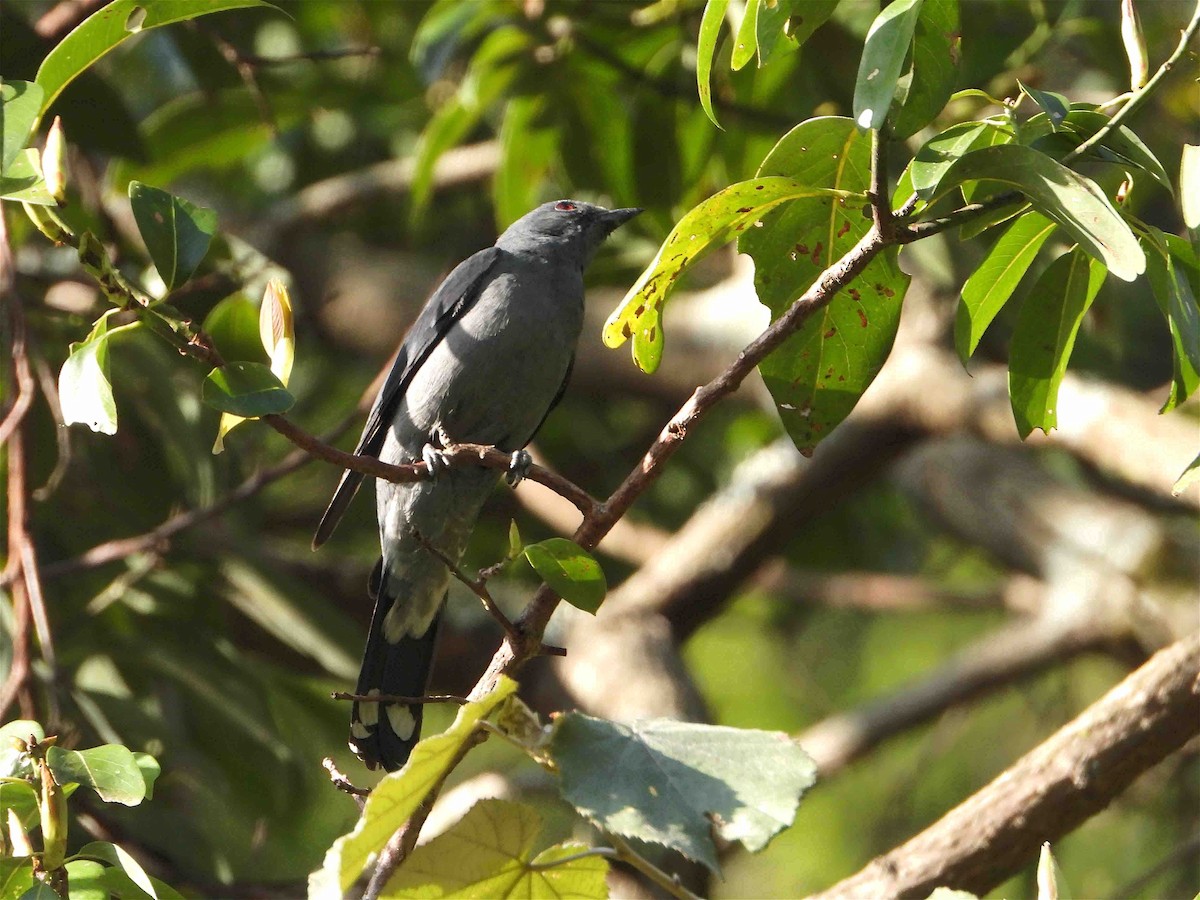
[411,531,519,640]
[808,631,1200,899]
[869,129,895,240]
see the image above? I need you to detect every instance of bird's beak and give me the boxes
[601,207,643,232]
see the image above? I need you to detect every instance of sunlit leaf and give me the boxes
[852,0,924,131]
[1182,144,1200,229]
[59,313,131,435]
[74,841,157,898]
[45,745,146,806]
[1008,248,1106,437]
[933,144,1144,281]
[552,715,817,872]
[1173,453,1200,498]
[955,211,1056,362]
[63,858,108,900]
[696,0,731,126]
[731,0,761,70]
[0,148,55,206]
[523,539,607,614]
[1019,81,1070,130]
[383,800,608,899]
[909,121,1011,198]
[889,0,960,139]
[128,181,217,290]
[1,80,44,174]
[0,858,35,900]
[201,362,294,418]
[758,0,838,63]
[1144,229,1200,411]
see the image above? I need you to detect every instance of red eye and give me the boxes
[554,201,577,212]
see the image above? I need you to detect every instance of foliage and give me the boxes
[0,0,1196,897]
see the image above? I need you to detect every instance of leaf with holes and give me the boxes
[45,745,146,806]
[1,80,44,174]
[552,715,817,872]
[955,211,1056,362]
[852,0,924,131]
[738,117,909,456]
[383,800,608,899]
[933,144,1144,281]
[604,176,852,373]
[523,538,607,614]
[129,181,217,290]
[758,0,838,63]
[1008,248,1106,437]
[201,362,294,418]
[35,0,275,121]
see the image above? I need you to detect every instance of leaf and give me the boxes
[45,745,146,806]
[0,781,40,834]
[739,117,909,455]
[604,177,854,373]
[730,0,761,71]
[1008,249,1106,437]
[310,678,518,899]
[909,121,1011,199]
[1019,81,1070,130]
[758,0,838,63]
[523,539,607,614]
[955,211,1056,362]
[507,520,523,559]
[1037,842,1072,900]
[202,293,268,365]
[201,362,294,418]
[0,858,35,900]
[63,859,107,900]
[1,81,44,174]
[59,313,128,435]
[35,0,274,120]
[888,0,961,139]
[1182,144,1200,229]
[696,0,731,127]
[552,715,817,873]
[1022,107,1171,192]
[73,841,157,899]
[933,144,1145,281]
[16,883,60,900]
[0,149,55,206]
[131,753,160,801]
[852,0,924,131]
[1143,229,1200,411]
[128,181,217,290]
[383,799,608,899]
[1173,453,1200,498]
[494,97,559,229]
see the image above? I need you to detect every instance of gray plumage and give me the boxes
[314,200,641,771]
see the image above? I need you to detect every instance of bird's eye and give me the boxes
[554,201,577,212]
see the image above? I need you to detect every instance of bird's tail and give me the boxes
[349,560,444,772]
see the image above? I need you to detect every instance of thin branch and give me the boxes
[608,833,702,900]
[525,846,618,871]
[869,130,895,239]
[1061,0,1200,166]
[808,632,1200,899]
[27,336,70,501]
[323,757,370,806]
[239,46,382,66]
[412,530,519,640]
[332,692,467,706]
[191,21,277,135]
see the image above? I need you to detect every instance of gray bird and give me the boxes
[313,199,641,771]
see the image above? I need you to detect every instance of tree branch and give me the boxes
[808,631,1200,899]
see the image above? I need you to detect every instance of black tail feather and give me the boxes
[349,562,444,771]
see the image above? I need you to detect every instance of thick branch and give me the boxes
[808,631,1200,900]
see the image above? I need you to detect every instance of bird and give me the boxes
[313,199,642,771]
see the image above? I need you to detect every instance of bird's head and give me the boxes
[496,199,642,265]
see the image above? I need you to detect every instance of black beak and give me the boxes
[602,207,643,232]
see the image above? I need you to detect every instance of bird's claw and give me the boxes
[505,450,533,486]
[421,426,453,477]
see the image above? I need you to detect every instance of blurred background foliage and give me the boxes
[1,0,1197,896]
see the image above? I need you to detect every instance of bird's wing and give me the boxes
[312,246,504,548]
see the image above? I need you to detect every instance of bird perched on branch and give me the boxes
[313,200,641,771]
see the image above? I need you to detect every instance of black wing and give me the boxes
[312,246,503,548]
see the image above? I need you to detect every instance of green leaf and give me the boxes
[1182,144,1199,229]
[888,0,960,140]
[0,148,55,206]
[128,181,217,290]
[59,313,126,435]
[200,362,294,417]
[852,0,924,131]
[507,520,524,559]
[63,859,108,900]
[0,858,35,900]
[494,97,559,229]
[1021,107,1171,192]
[955,211,1057,362]
[1,81,44,174]
[739,117,909,455]
[383,799,608,899]
[34,0,275,121]
[1144,229,1200,411]
[201,294,268,365]
[758,0,838,62]
[73,841,156,899]
[604,176,854,373]
[1037,842,1072,900]
[1019,81,1070,130]
[552,715,817,873]
[731,0,761,70]
[131,753,160,801]
[933,144,1145,281]
[696,0,731,127]
[1173,453,1200,498]
[16,883,60,900]
[310,678,518,899]
[0,780,40,834]
[1008,249,1106,437]
[45,744,146,806]
[909,121,1011,199]
[523,539,607,614]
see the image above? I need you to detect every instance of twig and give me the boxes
[525,846,617,871]
[1061,0,1200,166]
[323,757,370,806]
[27,336,71,501]
[192,21,277,135]
[869,129,894,239]
[411,530,520,639]
[608,833,702,900]
[808,631,1200,899]
[331,692,467,706]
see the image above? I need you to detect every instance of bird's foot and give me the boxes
[505,449,533,486]
[421,425,453,477]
